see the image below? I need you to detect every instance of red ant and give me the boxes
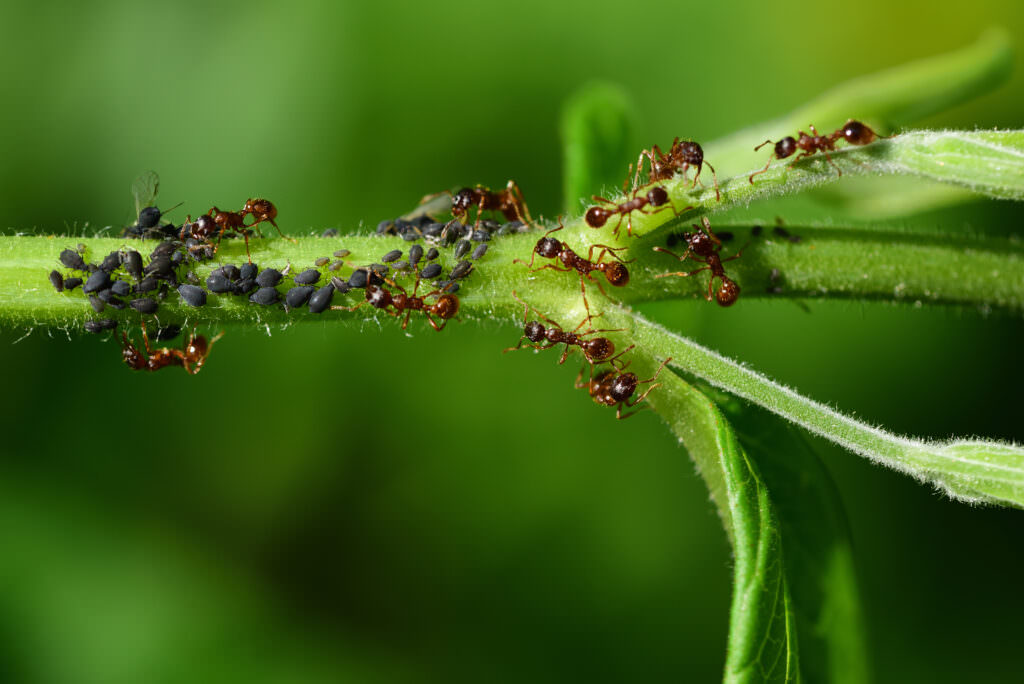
[632,139,720,201]
[332,277,459,331]
[515,219,632,321]
[181,198,294,263]
[240,198,297,243]
[424,180,533,228]
[748,119,884,183]
[652,216,743,307]
[585,186,691,238]
[120,320,223,374]
[575,356,672,420]
[503,291,633,366]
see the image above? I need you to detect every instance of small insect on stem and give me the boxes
[120,319,223,374]
[585,186,690,238]
[503,291,633,366]
[331,275,459,331]
[632,139,720,201]
[748,119,886,183]
[514,218,632,322]
[424,180,533,229]
[574,357,672,420]
[653,216,745,307]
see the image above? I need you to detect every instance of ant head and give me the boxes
[366,284,392,309]
[841,120,877,146]
[535,237,561,258]
[716,278,740,307]
[585,206,610,227]
[434,294,459,320]
[583,337,614,362]
[194,214,215,236]
[609,372,638,402]
[677,141,703,164]
[604,262,630,287]
[688,230,715,257]
[452,188,475,214]
[647,186,669,207]
[524,320,546,343]
[776,137,797,159]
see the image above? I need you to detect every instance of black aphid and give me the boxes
[250,287,280,306]
[255,268,283,288]
[308,283,335,313]
[83,270,112,294]
[286,285,315,308]
[294,269,321,286]
[49,270,64,292]
[178,284,207,307]
[130,298,159,314]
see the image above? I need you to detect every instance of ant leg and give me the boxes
[721,240,751,263]
[748,157,774,184]
[588,243,632,264]
[699,216,723,247]
[652,245,695,263]
[507,180,533,225]
[637,356,671,388]
[603,343,635,370]
[503,338,555,354]
[267,218,299,244]
[140,319,154,354]
[821,149,842,177]
[528,262,574,275]
[558,344,573,365]
[704,161,721,202]
[425,313,447,332]
[573,363,593,390]
[654,264,711,279]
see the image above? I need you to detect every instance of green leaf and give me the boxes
[613,308,1024,509]
[725,398,870,684]
[634,355,799,683]
[560,82,639,213]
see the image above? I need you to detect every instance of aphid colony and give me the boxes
[50,117,886,415]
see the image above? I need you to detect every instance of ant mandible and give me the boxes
[748,119,884,183]
[515,218,632,321]
[120,320,224,374]
[632,138,720,202]
[652,216,744,307]
[503,291,633,366]
[332,276,459,331]
[575,356,672,420]
[585,186,690,238]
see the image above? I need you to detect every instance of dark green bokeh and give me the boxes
[1,2,1021,682]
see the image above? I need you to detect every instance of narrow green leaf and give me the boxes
[635,355,799,683]
[560,82,639,213]
[724,399,870,684]
[614,308,1024,509]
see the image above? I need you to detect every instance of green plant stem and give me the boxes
[4,216,1019,330]
[603,307,1024,508]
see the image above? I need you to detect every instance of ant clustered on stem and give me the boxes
[120,319,223,374]
[503,291,633,367]
[748,119,886,183]
[653,216,745,307]
[515,218,632,322]
[585,186,692,238]
[575,356,672,420]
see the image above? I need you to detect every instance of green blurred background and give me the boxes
[1,1,1022,682]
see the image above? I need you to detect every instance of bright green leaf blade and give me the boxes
[616,308,1024,509]
[635,355,799,683]
[725,399,870,684]
[560,82,639,213]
